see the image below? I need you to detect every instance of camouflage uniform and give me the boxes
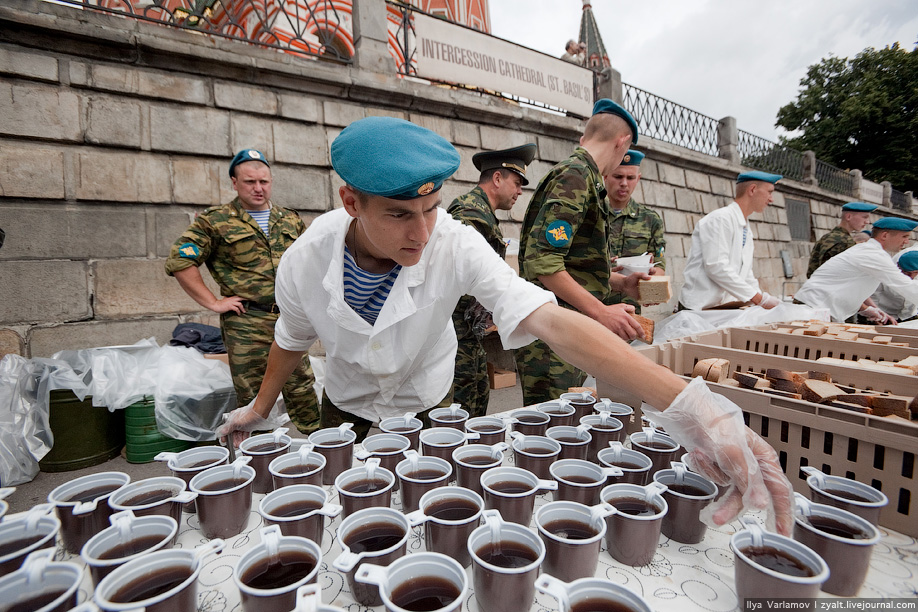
[165,197,320,433]
[807,226,854,278]
[607,197,666,313]
[515,147,609,406]
[447,186,506,418]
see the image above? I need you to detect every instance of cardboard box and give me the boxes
[203,353,229,365]
[487,363,516,389]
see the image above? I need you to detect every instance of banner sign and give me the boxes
[412,13,594,116]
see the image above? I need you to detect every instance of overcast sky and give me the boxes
[490,0,918,142]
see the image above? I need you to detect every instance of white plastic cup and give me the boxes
[0,549,82,611]
[81,509,178,586]
[535,573,654,612]
[355,552,467,612]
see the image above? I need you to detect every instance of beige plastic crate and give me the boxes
[773,323,918,348]
[598,341,917,536]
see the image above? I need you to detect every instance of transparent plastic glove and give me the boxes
[858,306,884,322]
[642,377,795,535]
[216,398,270,448]
[758,292,780,309]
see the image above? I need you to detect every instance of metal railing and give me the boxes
[52,0,353,63]
[813,159,855,197]
[891,188,910,211]
[622,84,720,156]
[736,130,805,182]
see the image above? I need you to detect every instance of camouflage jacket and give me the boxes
[807,225,854,278]
[448,186,504,340]
[607,197,666,309]
[165,197,306,303]
[519,147,612,308]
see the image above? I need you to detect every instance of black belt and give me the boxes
[241,301,279,314]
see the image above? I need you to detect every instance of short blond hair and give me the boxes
[582,113,631,143]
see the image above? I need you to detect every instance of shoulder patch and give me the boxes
[545,220,573,247]
[178,242,201,259]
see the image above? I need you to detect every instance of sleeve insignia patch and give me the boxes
[545,220,573,247]
[178,242,200,259]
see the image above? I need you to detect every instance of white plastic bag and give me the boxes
[87,338,161,411]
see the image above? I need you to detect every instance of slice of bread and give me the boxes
[632,314,654,343]
[638,276,672,305]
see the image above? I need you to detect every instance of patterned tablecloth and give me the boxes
[59,439,918,612]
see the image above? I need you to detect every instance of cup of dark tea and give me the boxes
[405,486,484,567]
[652,462,717,544]
[395,451,452,513]
[546,424,592,461]
[429,403,470,430]
[332,507,410,607]
[629,428,680,477]
[354,433,411,490]
[537,400,576,427]
[259,484,342,544]
[81,510,178,586]
[507,409,551,436]
[559,390,596,421]
[467,509,546,612]
[465,416,508,446]
[240,427,292,494]
[94,539,224,612]
[334,458,396,517]
[269,442,326,488]
[233,524,323,612]
[355,551,467,612]
[47,471,131,554]
[308,423,357,485]
[597,441,653,485]
[535,573,654,612]
[379,412,423,450]
[0,505,60,578]
[579,412,624,462]
[419,427,479,470]
[0,549,82,612]
[801,466,888,526]
[599,481,669,566]
[731,517,829,601]
[535,501,614,583]
[792,493,880,596]
[156,446,230,513]
[189,456,256,539]
[509,432,561,480]
[480,466,557,526]
[108,476,196,528]
[549,459,622,506]
[452,442,508,496]
[0,488,13,522]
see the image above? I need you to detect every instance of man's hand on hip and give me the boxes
[210,296,247,315]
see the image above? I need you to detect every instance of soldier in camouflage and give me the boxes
[448,144,537,418]
[807,202,878,277]
[165,149,319,433]
[605,149,666,313]
[516,102,648,406]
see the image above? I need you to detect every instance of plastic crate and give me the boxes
[598,340,917,536]
[772,323,918,348]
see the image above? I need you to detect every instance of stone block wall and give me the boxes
[0,0,911,358]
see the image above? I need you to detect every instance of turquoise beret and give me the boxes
[592,99,639,145]
[872,217,918,232]
[736,171,782,184]
[620,149,645,166]
[473,143,537,186]
[899,251,918,272]
[842,202,878,212]
[331,117,460,200]
[229,149,269,178]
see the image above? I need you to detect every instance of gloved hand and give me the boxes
[642,377,795,535]
[859,306,892,324]
[216,398,270,448]
[758,292,781,309]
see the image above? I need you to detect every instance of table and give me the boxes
[57,438,918,611]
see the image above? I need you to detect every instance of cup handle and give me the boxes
[402,412,417,426]
[109,510,136,542]
[606,440,624,460]
[24,503,54,530]
[173,491,198,504]
[332,550,363,572]
[404,508,428,527]
[800,466,826,490]
[575,423,591,439]
[231,455,252,479]
[272,427,290,443]
[449,403,462,418]
[22,549,54,586]
[536,479,558,492]
[739,517,765,547]
[354,562,387,586]
[354,449,371,461]
[0,487,15,500]
[402,449,420,471]
[534,573,570,611]
[644,481,668,500]
[591,501,618,523]
[69,603,104,612]
[482,509,503,548]
[193,538,225,563]
[596,410,612,426]
[793,492,812,517]
[600,466,623,478]
[364,457,381,480]
[260,524,282,563]
[464,431,480,441]
[72,498,100,516]
[671,461,687,485]
[294,584,322,612]
[153,452,178,463]
[338,422,355,437]
[509,431,525,446]
[489,442,510,458]
[318,503,343,518]
[295,442,315,461]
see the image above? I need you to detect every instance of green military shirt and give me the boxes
[607,197,666,310]
[165,197,306,302]
[807,225,855,278]
[519,147,611,308]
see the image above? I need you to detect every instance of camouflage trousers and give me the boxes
[451,335,490,419]
[221,310,320,434]
[514,338,586,407]
[320,391,453,443]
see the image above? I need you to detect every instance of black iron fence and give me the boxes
[813,159,855,197]
[736,130,805,183]
[622,84,720,157]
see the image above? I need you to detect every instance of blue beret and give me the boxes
[898,251,918,272]
[592,99,639,145]
[229,149,269,178]
[842,202,878,212]
[331,117,460,200]
[872,217,918,232]
[736,171,782,184]
[620,149,645,166]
